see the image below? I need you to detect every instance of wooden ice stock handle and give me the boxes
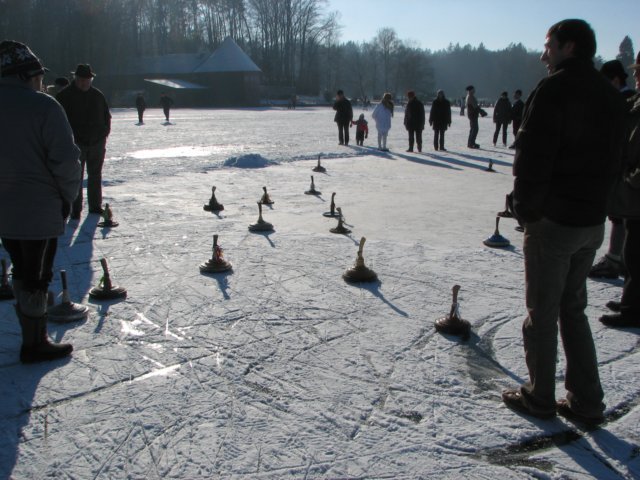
[452,285,461,304]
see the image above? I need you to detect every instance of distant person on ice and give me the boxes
[332,89,353,145]
[160,92,173,123]
[403,90,425,152]
[429,90,452,151]
[492,91,512,147]
[372,93,394,151]
[502,19,626,426]
[351,113,369,146]
[135,92,146,124]
[56,64,111,219]
[465,85,480,148]
[508,89,524,148]
[0,40,81,363]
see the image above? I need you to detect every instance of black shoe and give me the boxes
[599,312,640,328]
[606,300,621,312]
[439,147,447,151]
[406,149,413,152]
[508,144,516,149]
[588,256,623,279]
[502,388,556,419]
[556,399,604,427]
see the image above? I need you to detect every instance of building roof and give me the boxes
[144,78,207,89]
[121,37,260,76]
[194,37,261,73]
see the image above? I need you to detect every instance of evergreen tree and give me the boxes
[616,36,635,75]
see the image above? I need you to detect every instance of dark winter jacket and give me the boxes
[404,97,425,130]
[609,93,640,219]
[429,97,452,130]
[466,93,479,119]
[493,97,512,124]
[511,98,524,123]
[56,82,111,146]
[0,78,81,239]
[512,57,627,226]
[333,97,353,123]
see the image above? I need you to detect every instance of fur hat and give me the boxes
[0,40,47,78]
[72,64,96,78]
[600,60,628,80]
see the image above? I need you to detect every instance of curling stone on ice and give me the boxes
[0,258,14,300]
[330,207,351,234]
[48,270,89,323]
[323,192,340,217]
[97,203,119,228]
[343,237,378,283]
[258,186,274,205]
[434,285,471,339]
[89,258,127,300]
[312,154,326,173]
[486,159,495,172]
[200,234,232,273]
[305,175,321,195]
[497,193,514,218]
[203,186,224,212]
[248,202,274,232]
[483,216,510,248]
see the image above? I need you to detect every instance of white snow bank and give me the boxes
[222,153,279,168]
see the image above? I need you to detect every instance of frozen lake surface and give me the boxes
[1,106,638,479]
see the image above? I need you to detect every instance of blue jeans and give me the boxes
[520,218,605,417]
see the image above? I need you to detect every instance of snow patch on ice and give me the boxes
[222,153,279,168]
[128,146,215,159]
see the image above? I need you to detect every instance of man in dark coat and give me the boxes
[492,91,512,146]
[429,90,452,151]
[589,59,637,279]
[0,40,81,363]
[403,90,425,152]
[333,90,353,145]
[600,53,640,328]
[56,64,111,219]
[501,19,626,426]
[508,89,525,148]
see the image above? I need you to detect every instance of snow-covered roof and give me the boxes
[194,37,261,73]
[144,78,207,89]
[121,38,260,76]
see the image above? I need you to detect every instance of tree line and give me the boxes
[0,0,634,102]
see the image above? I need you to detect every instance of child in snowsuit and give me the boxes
[352,114,369,146]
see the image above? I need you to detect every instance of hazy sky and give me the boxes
[326,0,639,61]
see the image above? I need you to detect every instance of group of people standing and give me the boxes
[332,89,454,153]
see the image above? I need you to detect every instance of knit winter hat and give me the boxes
[0,40,47,78]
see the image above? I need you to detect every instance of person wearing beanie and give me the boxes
[492,91,512,147]
[589,59,637,280]
[403,90,425,152]
[56,63,111,219]
[599,52,640,328]
[0,40,81,363]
